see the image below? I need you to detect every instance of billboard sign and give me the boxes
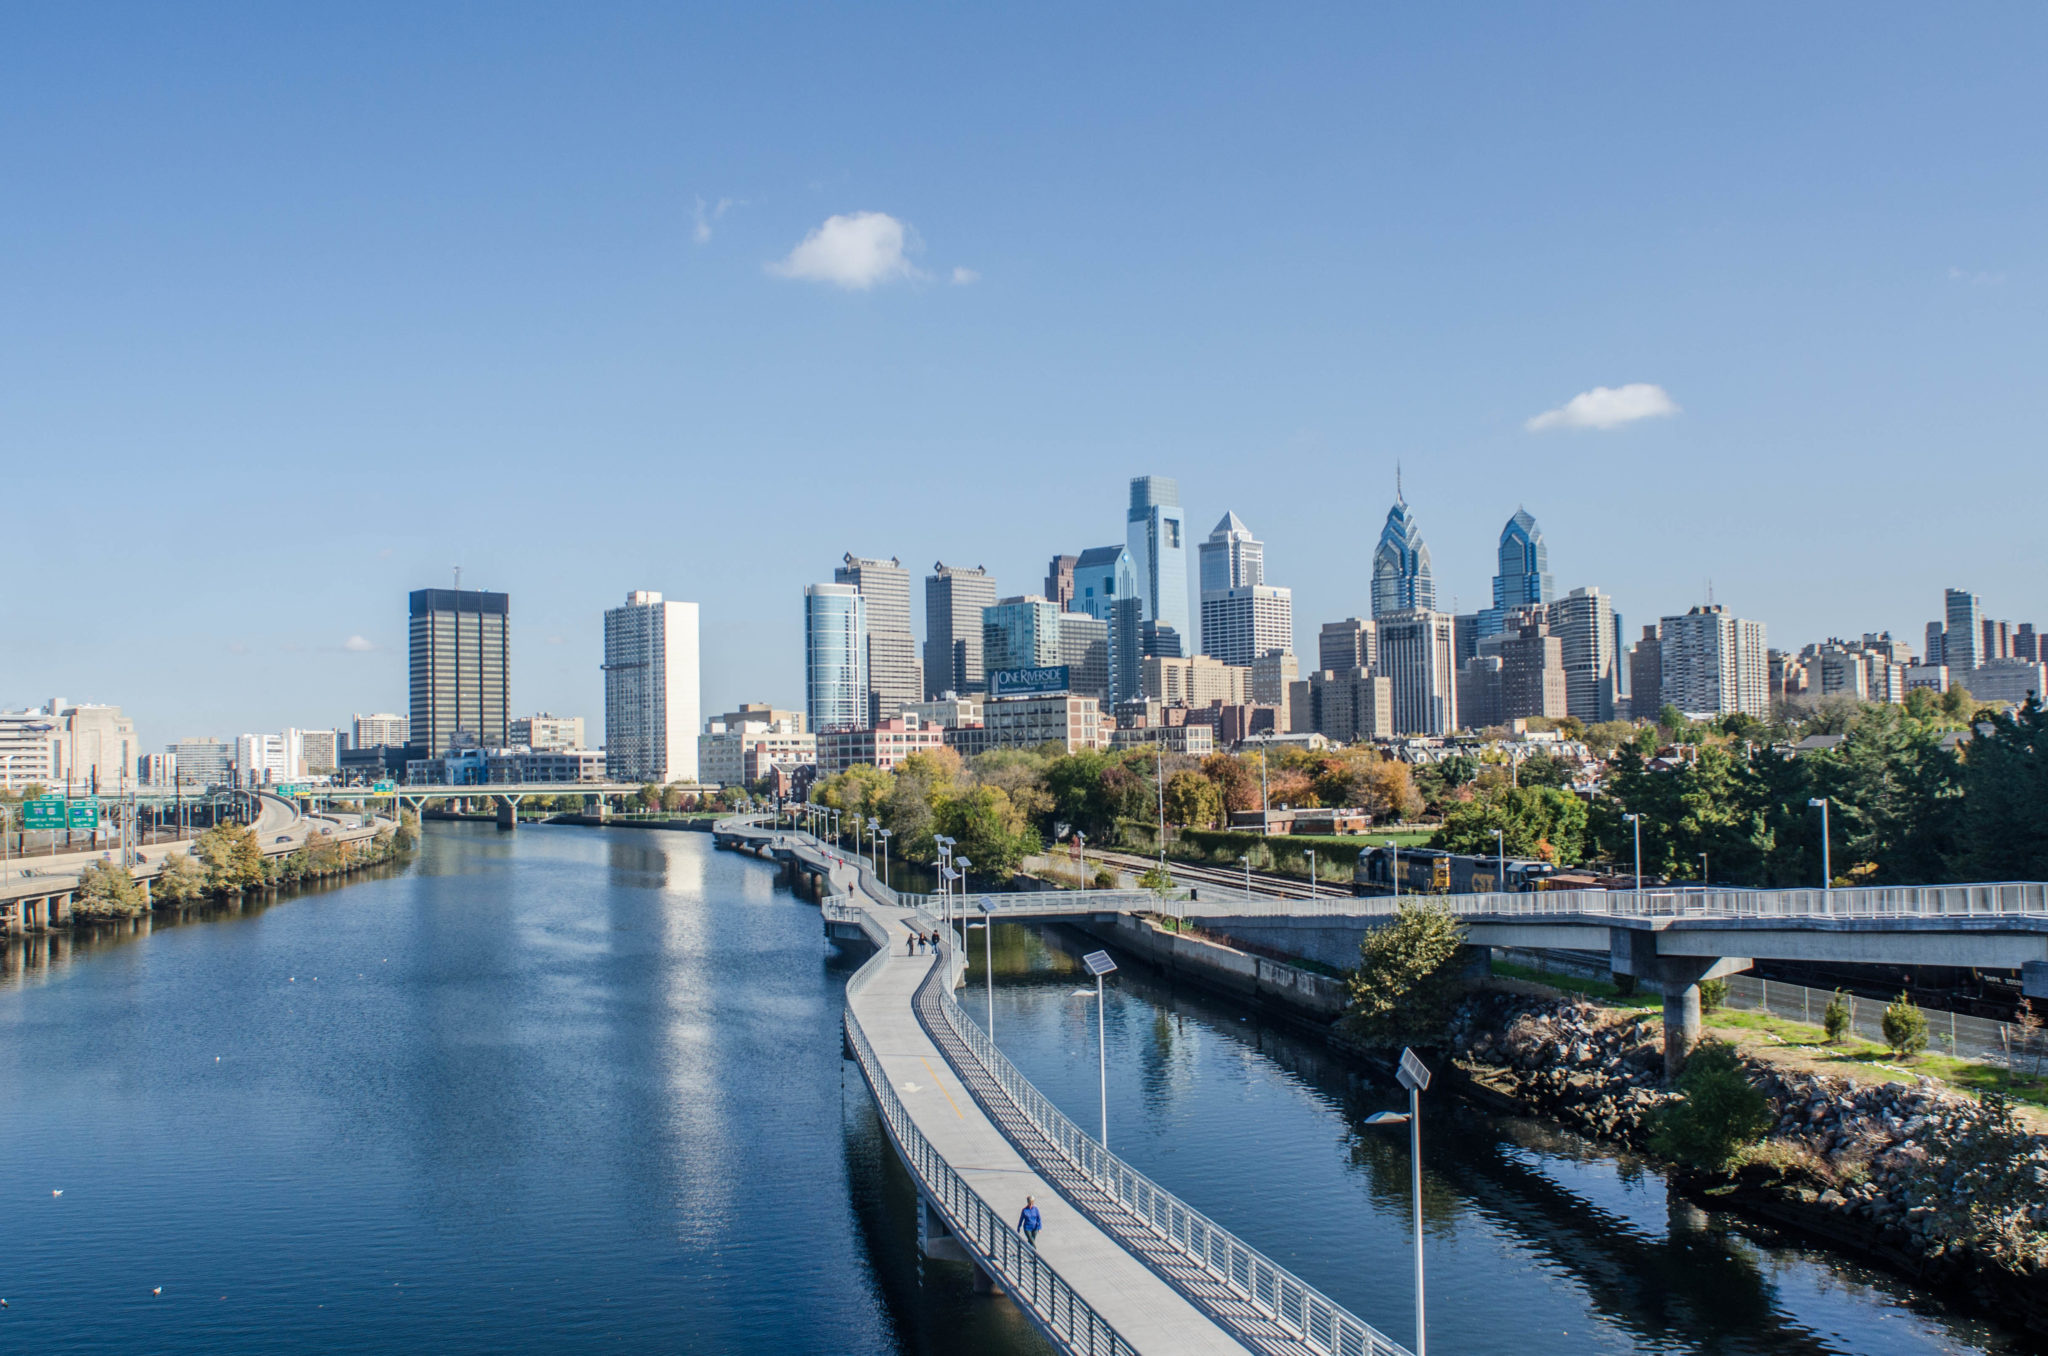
[22,797,66,831]
[989,665,1070,698]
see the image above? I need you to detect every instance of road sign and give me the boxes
[68,797,100,830]
[23,797,66,831]
[1082,949,1118,977]
[372,780,396,794]
[1396,1046,1432,1093]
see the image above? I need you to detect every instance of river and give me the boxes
[0,824,2034,1354]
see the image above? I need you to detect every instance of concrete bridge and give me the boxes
[714,818,1415,1356]
[311,782,717,829]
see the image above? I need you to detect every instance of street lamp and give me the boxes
[1490,826,1504,894]
[1699,852,1709,887]
[1078,949,1118,1147]
[1238,853,1251,900]
[1364,1047,1433,1356]
[934,835,955,922]
[1388,839,1400,898]
[876,825,892,888]
[1622,813,1643,897]
[1306,848,1317,899]
[1075,830,1087,885]
[976,896,997,1037]
[1808,797,1831,892]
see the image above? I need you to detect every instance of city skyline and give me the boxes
[6,8,2045,749]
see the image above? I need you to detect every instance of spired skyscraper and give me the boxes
[1198,511,1293,668]
[1478,508,1554,638]
[1126,476,1190,649]
[1370,480,1435,619]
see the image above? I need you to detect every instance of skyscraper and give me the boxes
[1044,554,1079,610]
[1072,544,1141,705]
[603,590,701,783]
[836,554,923,723]
[1944,589,1983,671]
[1200,587,1294,668]
[408,587,510,756]
[1370,485,1435,619]
[1546,586,1620,722]
[1479,508,1554,637]
[982,596,1063,673]
[805,583,868,733]
[923,563,997,698]
[1058,612,1111,704]
[1660,605,1769,719]
[1318,618,1376,674]
[1126,476,1190,644]
[1197,511,1263,593]
[1377,609,1458,734]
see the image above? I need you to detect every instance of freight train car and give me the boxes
[1353,846,1558,896]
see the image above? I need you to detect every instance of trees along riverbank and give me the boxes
[68,813,420,922]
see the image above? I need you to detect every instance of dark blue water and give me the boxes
[2,825,2033,1354]
[0,825,1045,1355]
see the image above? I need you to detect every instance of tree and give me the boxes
[1201,753,1263,816]
[1648,1042,1770,1171]
[1357,759,1422,822]
[1822,989,1851,1043]
[1162,769,1222,829]
[638,783,662,810]
[1516,751,1574,790]
[1138,863,1176,901]
[934,782,1040,878]
[75,860,145,918]
[1344,902,1467,1048]
[1699,977,1727,1013]
[154,851,207,905]
[1882,991,1929,1058]
[196,822,265,892]
[1434,786,1588,863]
[1953,697,2048,881]
[393,809,421,851]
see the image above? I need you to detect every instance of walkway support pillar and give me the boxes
[1609,926,1751,1080]
[492,795,519,831]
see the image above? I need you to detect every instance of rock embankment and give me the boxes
[1446,992,2048,1329]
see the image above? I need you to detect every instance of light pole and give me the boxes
[1365,1047,1432,1356]
[934,835,955,923]
[1623,813,1642,899]
[1490,827,1504,893]
[1238,852,1251,900]
[1256,733,1271,836]
[1699,852,1708,886]
[976,896,996,1038]
[1075,830,1087,885]
[1154,743,1167,873]
[1388,839,1400,898]
[877,826,892,888]
[1808,797,1831,891]
[952,860,970,940]
[1306,848,1317,898]
[1078,949,1118,1147]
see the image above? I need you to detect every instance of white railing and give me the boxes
[1191,880,2048,922]
[928,930,1412,1356]
[835,901,1137,1356]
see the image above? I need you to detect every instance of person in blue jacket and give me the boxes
[1017,1196,1042,1247]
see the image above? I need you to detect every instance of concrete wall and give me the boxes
[1073,913,1351,1021]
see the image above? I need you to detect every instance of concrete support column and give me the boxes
[1662,980,1703,1076]
[918,1194,970,1264]
[492,795,518,831]
[1609,925,1752,1081]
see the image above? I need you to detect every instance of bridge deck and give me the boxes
[846,890,1252,1354]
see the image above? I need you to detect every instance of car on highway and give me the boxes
[275,835,293,844]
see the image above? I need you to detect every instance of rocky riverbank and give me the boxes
[1450,991,2048,1333]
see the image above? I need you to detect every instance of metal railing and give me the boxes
[1188,880,2048,923]
[833,899,1138,1356]
[931,930,1411,1356]
[897,888,1186,917]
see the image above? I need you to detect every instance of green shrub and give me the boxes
[1699,978,1727,1013]
[1092,867,1118,889]
[1344,902,1467,1047]
[154,851,207,905]
[1882,991,1929,1058]
[75,860,146,919]
[1823,989,1851,1044]
[1649,1041,1771,1171]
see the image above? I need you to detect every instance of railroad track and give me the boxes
[1077,846,1340,901]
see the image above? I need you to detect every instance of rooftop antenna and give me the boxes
[1396,461,1404,504]
[1706,577,1714,607]
[454,565,462,592]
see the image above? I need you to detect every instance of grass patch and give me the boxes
[1489,960,1660,1008]
[1700,1009,2048,1111]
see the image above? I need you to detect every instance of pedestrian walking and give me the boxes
[1017,1196,1042,1248]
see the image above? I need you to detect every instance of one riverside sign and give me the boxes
[988,666,1070,697]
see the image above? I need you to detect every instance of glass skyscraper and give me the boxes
[1126,476,1190,644]
[804,583,868,733]
[1478,507,1553,637]
[1370,488,1435,619]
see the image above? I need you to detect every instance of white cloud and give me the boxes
[692,195,736,245]
[767,211,924,289]
[343,634,376,652]
[1948,265,2007,286]
[1526,383,1681,432]
[950,266,980,286]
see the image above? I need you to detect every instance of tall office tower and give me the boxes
[1198,511,1264,593]
[924,563,998,697]
[1924,621,1947,668]
[603,591,701,782]
[1044,554,1079,610]
[1945,588,1983,670]
[1456,656,1504,731]
[1370,485,1436,619]
[1983,617,2013,663]
[1496,619,1569,722]
[2018,624,2039,663]
[1071,544,1140,705]
[352,713,411,749]
[408,587,510,756]
[1126,476,1190,644]
[1629,626,1664,719]
[1546,586,1620,722]
[1611,611,1631,717]
[1376,610,1459,734]
[836,554,923,723]
[805,583,868,733]
[1059,612,1112,703]
[1659,605,1769,719]
[1478,508,1554,638]
[1200,586,1294,667]
[1452,613,1481,667]
[167,737,232,788]
[300,730,340,774]
[1318,618,1376,674]
[983,596,1063,673]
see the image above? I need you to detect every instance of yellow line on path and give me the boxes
[921,1057,965,1120]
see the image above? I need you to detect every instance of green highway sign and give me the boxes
[68,797,100,830]
[371,780,396,794]
[23,797,66,830]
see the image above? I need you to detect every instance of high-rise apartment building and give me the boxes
[1496,619,1569,722]
[513,713,587,752]
[1044,554,1079,610]
[1126,476,1190,644]
[1288,668,1394,743]
[924,563,997,698]
[1318,618,1376,674]
[1546,586,1621,723]
[300,729,340,773]
[1198,511,1263,593]
[1370,488,1435,618]
[604,591,701,783]
[836,555,923,723]
[806,583,869,733]
[1139,654,1252,707]
[1925,621,1948,669]
[408,587,510,756]
[0,708,59,788]
[1478,508,1553,638]
[1944,589,1983,671]
[167,737,232,788]
[1251,650,1299,713]
[1200,586,1294,668]
[352,713,411,749]
[982,596,1063,673]
[1376,610,1458,734]
[1660,605,1769,719]
[1629,626,1664,720]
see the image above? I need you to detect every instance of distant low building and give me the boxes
[1109,724,1215,756]
[512,713,586,752]
[1962,659,2048,706]
[816,718,947,778]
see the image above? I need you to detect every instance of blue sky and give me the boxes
[4,4,2043,751]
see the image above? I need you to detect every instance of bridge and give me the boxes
[304,782,717,829]
[715,818,1415,1356]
